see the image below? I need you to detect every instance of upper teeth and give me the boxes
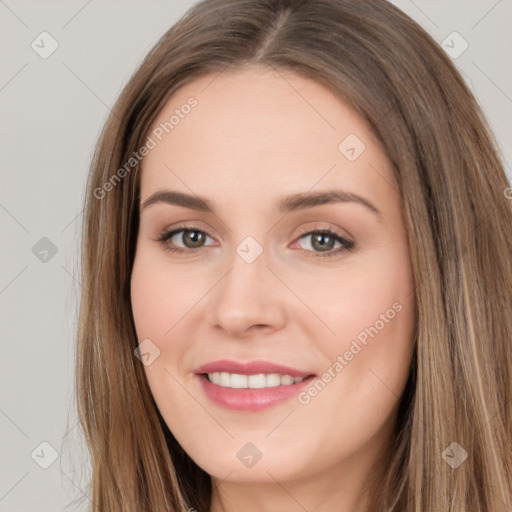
[207,372,304,389]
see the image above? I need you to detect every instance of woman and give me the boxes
[76,0,512,510]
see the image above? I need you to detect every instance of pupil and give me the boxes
[186,231,204,248]
[313,233,333,251]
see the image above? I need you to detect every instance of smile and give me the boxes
[194,359,316,411]
[206,372,305,388]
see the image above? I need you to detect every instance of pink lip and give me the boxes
[194,359,313,378]
[194,359,316,412]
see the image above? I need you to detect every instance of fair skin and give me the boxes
[130,65,416,512]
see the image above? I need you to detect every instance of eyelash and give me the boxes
[154,224,355,259]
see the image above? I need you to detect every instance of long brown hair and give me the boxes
[75,0,512,510]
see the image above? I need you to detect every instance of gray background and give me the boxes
[0,1,510,510]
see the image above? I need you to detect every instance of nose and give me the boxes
[206,246,287,338]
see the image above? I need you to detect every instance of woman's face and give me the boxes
[131,65,416,494]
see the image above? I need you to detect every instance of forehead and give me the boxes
[140,65,394,209]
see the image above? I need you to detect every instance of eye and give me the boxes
[292,228,355,259]
[153,225,355,259]
[154,225,215,254]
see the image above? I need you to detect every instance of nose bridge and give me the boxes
[208,234,285,334]
[232,237,267,290]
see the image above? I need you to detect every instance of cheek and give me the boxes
[130,255,199,420]
[130,250,200,340]
[130,250,214,392]
[307,252,414,416]
[291,245,414,358]
[295,244,415,409]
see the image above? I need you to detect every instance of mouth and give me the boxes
[194,360,317,412]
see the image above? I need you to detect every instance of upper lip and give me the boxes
[194,359,315,378]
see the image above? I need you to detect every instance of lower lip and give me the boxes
[197,374,316,412]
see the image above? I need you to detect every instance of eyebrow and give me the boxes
[141,189,382,219]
